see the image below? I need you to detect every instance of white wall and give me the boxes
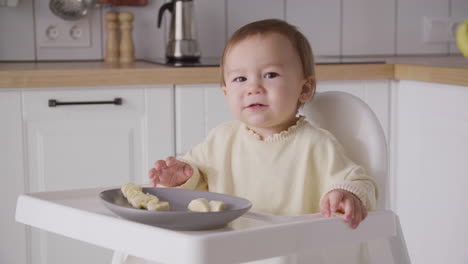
[1,0,467,61]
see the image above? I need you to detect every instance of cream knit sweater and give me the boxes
[180,117,377,215]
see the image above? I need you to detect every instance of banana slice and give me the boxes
[188,198,210,212]
[121,183,142,198]
[147,200,170,211]
[125,189,141,200]
[209,200,226,212]
[130,193,153,208]
[120,184,171,211]
[144,193,159,203]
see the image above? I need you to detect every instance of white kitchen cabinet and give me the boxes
[175,84,233,156]
[17,85,174,264]
[391,80,468,264]
[0,90,27,264]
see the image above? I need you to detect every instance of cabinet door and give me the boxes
[22,85,174,264]
[392,80,468,264]
[175,84,233,156]
[0,91,27,264]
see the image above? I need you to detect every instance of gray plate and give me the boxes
[99,187,252,230]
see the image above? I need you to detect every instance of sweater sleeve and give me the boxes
[176,148,209,191]
[317,134,378,211]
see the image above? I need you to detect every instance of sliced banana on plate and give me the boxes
[121,183,169,211]
[188,198,211,212]
[188,198,226,212]
[147,200,170,211]
[209,200,227,212]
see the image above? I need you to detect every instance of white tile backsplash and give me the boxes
[195,0,226,58]
[1,0,467,61]
[343,0,396,55]
[0,0,35,60]
[286,0,341,56]
[397,0,449,55]
[227,0,285,38]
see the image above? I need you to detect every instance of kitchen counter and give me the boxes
[1,55,467,88]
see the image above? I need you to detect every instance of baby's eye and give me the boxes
[264,72,279,79]
[233,77,247,83]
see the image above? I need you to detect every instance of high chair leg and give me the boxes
[388,215,411,264]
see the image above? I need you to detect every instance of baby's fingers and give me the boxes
[165,156,177,167]
[320,196,331,217]
[328,191,344,213]
[343,198,354,223]
[154,160,167,171]
[183,164,193,177]
[148,168,160,187]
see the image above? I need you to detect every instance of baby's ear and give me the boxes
[300,76,316,103]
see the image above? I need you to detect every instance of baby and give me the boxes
[149,19,377,229]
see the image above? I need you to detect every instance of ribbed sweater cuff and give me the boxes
[321,182,376,211]
[175,159,207,191]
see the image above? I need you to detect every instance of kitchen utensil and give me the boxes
[49,0,99,21]
[157,0,201,61]
[99,187,252,230]
[100,0,147,5]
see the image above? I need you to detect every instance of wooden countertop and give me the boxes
[1,55,467,88]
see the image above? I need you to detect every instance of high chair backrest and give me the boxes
[301,91,387,210]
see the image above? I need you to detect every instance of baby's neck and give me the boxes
[246,116,302,140]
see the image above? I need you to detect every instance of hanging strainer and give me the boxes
[49,0,98,21]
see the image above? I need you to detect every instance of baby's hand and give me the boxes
[320,189,368,229]
[148,157,193,187]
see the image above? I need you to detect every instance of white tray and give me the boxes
[15,187,402,264]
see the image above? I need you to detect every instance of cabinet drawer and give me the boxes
[23,87,145,121]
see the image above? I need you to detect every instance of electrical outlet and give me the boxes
[34,0,102,60]
[38,19,91,48]
[423,16,464,44]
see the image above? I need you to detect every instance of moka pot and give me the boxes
[157,0,201,61]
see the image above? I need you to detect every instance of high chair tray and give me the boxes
[16,187,398,264]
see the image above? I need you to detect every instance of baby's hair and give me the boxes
[220,19,315,86]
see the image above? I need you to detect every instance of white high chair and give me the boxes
[16,92,411,264]
[300,91,410,263]
[111,91,410,264]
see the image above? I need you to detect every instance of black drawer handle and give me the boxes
[48,98,123,107]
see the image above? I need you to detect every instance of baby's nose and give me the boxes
[247,81,264,95]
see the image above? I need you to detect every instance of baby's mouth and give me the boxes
[246,103,267,110]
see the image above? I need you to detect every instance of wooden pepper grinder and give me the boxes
[119,11,135,64]
[104,11,119,64]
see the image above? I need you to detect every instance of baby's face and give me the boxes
[223,33,311,137]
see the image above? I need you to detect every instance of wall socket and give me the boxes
[38,20,91,48]
[34,0,102,60]
[423,16,463,44]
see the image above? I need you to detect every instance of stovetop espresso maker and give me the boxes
[158,0,201,61]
